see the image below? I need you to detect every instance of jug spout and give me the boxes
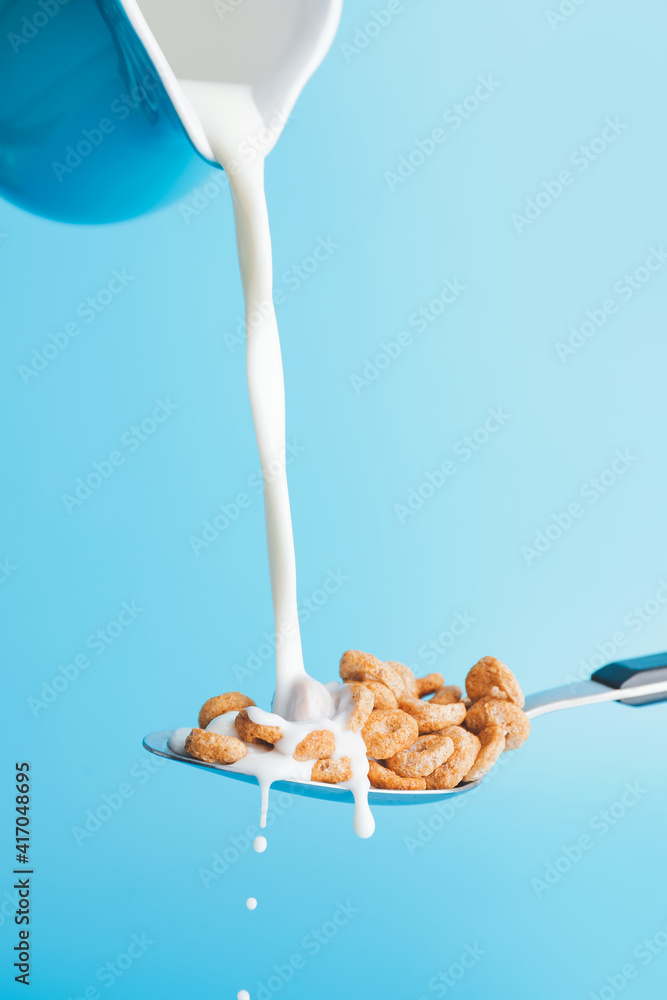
[126,0,343,163]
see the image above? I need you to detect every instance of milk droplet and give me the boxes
[253,836,267,853]
[246,897,257,910]
[237,991,250,1000]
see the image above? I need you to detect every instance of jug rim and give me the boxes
[117,0,218,163]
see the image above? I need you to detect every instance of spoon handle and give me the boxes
[524,652,667,719]
[591,651,667,705]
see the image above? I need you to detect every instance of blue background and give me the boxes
[3,1,667,998]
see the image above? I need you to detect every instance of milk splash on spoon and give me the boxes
[167,71,374,838]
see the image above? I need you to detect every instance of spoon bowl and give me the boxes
[143,653,667,808]
[142,730,481,804]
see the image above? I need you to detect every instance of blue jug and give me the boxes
[0,0,212,223]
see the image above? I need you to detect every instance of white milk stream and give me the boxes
[168,80,374,840]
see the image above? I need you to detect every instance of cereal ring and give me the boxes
[398,694,466,734]
[413,673,444,698]
[361,709,419,758]
[368,760,426,791]
[293,729,335,761]
[234,709,283,745]
[363,680,398,710]
[339,682,374,732]
[464,724,506,781]
[464,697,530,750]
[462,697,494,732]
[385,661,417,697]
[424,726,480,789]
[339,650,405,700]
[465,656,525,708]
[430,685,463,705]
[311,757,352,784]
[185,728,247,765]
[385,733,455,777]
[198,692,255,729]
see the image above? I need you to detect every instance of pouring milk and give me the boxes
[131,0,374,836]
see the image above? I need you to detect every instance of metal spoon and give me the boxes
[143,652,667,805]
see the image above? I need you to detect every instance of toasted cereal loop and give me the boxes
[385,732,455,777]
[385,661,417,697]
[413,673,445,698]
[293,729,335,761]
[465,656,525,708]
[464,724,506,781]
[234,709,283,745]
[311,757,352,784]
[361,709,419,759]
[368,759,426,791]
[430,684,463,706]
[185,728,247,765]
[363,680,398,710]
[398,694,466,734]
[339,650,405,700]
[462,696,494,732]
[343,682,374,732]
[464,697,530,750]
[198,692,255,729]
[424,726,481,789]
